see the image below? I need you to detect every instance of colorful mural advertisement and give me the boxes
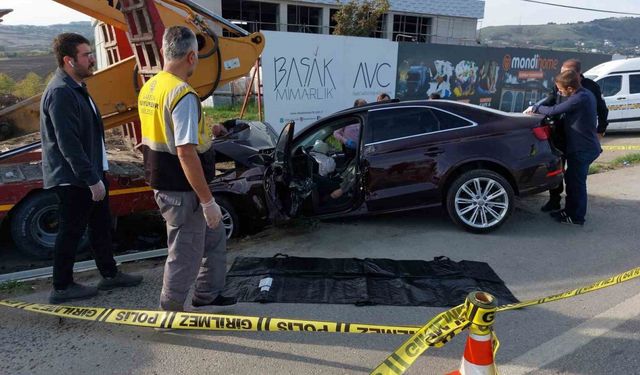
[396,44,610,112]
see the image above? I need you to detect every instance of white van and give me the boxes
[584,57,640,131]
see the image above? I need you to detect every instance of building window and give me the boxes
[222,0,278,34]
[393,15,432,43]
[288,5,322,34]
[371,14,387,39]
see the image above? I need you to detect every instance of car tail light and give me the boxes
[533,125,551,140]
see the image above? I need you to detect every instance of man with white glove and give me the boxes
[40,33,142,304]
[139,26,236,313]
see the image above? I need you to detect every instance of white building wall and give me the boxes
[210,0,481,43]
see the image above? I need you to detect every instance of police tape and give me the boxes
[601,145,640,151]
[497,265,640,312]
[1,265,639,374]
[369,266,640,375]
[1,266,639,332]
[371,291,499,375]
[370,304,468,375]
[0,299,420,334]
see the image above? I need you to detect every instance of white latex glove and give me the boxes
[201,199,222,229]
[89,180,106,201]
[523,106,534,115]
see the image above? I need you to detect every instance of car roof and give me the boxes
[325,99,511,120]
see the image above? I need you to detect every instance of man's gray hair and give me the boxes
[162,26,197,61]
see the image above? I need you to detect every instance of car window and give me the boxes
[597,75,622,97]
[297,116,361,150]
[431,109,474,130]
[366,107,438,144]
[629,74,640,94]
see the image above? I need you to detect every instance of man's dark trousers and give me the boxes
[51,176,117,290]
[564,151,600,223]
[548,158,565,205]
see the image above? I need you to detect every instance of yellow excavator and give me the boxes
[0,0,265,143]
[0,1,265,259]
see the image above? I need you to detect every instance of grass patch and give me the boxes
[610,153,640,166]
[0,280,32,295]
[203,103,260,126]
[588,164,604,175]
[589,152,640,175]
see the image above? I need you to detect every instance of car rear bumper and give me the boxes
[516,156,564,197]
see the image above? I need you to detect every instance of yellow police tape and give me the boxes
[371,291,499,375]
[497,265,640,312]
[0,299,419,334]
[370,265,640,375]
[0,266,638,375]
[1,266,638,333]
[601,145,640,151]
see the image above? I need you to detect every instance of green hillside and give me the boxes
[480,17,640,56]
[0,21,93,56]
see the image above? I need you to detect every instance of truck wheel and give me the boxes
[10,190,90,259]
[215,196,239,239]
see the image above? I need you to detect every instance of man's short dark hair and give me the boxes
[53,33,91,68]
[353,98,367,107]
[377,92,391,102]
[562,59,582,73]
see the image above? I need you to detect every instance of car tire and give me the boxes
[446,169,514,234]
[10,190,90,260]
[215,195,239,239]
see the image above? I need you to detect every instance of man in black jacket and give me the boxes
[40,33,142,304]
[532,59,608,212]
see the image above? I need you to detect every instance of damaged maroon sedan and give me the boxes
[263,100,563,233]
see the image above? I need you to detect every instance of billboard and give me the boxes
[396,44,611,112]
[262,31,398,132]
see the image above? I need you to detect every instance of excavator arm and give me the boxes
[0,0,264,143]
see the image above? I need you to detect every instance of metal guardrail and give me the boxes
[0,248,168,283]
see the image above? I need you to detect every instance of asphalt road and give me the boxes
[0,167,639,375]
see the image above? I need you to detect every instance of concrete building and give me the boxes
[198,0,485,45]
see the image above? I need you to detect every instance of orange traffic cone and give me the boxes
[447,331,497,375]
[448,291,498,375]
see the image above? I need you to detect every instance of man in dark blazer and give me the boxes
[533,59,608,212]
[40,33,142,304]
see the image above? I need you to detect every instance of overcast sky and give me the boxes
[482,0,640,27]
[1,0,640,28]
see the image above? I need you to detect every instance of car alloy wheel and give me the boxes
[219,204,234,239]
[454,177,508,229]
[214,196,239,239]
[446,169,514,233]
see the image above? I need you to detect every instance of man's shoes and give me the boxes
[553,210,584,226]
[192,294,237,308]
[549,209,565,219]
[97,271,143,291]
[541,200,562,212]
[49,282,98,304]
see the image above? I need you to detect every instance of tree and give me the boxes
[12,72,44,99]
[332,0,390,37]
[0,73,15,95]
